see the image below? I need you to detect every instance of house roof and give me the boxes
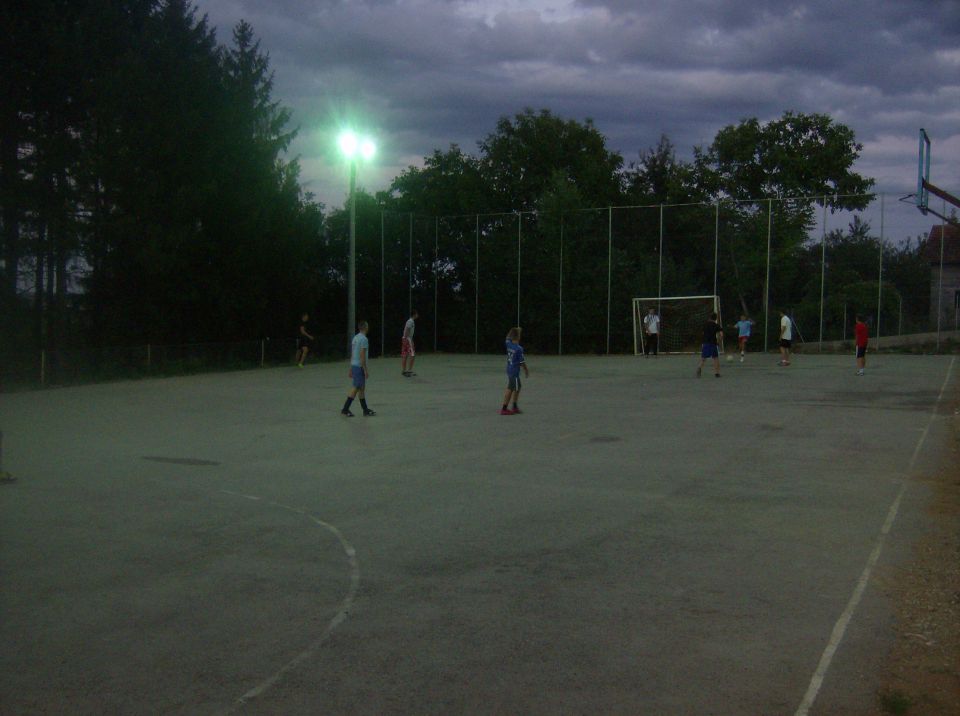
[923,223,960,264]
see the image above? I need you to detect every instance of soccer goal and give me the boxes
[633,295,723,355]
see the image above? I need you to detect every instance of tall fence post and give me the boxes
[657,204,664,313]
[764,199,772,353]
[408,213,413,317]
[260,340,265,368]
[475,214,479,354]
[936,205,945,351]
[434,216,439,352]
[606,206,612,355]
[713,201,719,298]
[40,349,46,388]
[516,212,521,326]
[0,431,14,481]
[819,196,827,351]
[558,213,564,356]
[876,194,885,348]
[147,343,152,371]
[380,212,385,357]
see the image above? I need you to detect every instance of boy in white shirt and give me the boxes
[643,307,660,357]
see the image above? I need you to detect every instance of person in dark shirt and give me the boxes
[696,312,723,378]
[296,313,315,368]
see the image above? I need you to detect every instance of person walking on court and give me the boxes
[401,309,418,377]
[854,314,869,376]
[696,312,723,378]
[296,313,315,367]
[501,327,529,415]
[643,307,660,356]
[733,314,754,363]
[778,311,793,366]
[342,321,375,417]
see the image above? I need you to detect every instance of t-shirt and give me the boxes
[643,314,660,334]
[403,318,415,340]
[351,332,368,367]
[506,339,525,377]
[702,321,721,345]
[735,320,752,337]
[854,322,869,348]
[299,321,311,339]
[780,315,792,340]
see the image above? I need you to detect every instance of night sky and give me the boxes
[194,0,960,218]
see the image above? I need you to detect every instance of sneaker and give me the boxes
[408,372,417,377]
[363,409,377,416]
[510,407,522,414]
[715,373,721,378]
[297,363,303,368]
[696,366,702,378]
[341,409,354,417]
[499,408,513,415]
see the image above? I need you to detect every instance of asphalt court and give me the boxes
[0,352,955,714]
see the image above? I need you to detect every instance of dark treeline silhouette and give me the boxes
[1,2,935,374]
[1,0,324,365]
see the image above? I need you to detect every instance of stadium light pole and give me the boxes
[338,130,376,352]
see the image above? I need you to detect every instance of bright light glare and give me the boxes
[338,131,358,158]
[360,139,376,160]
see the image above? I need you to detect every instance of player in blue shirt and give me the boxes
[501,327,529,415]
[732,314,754,363]
[341,321,375,417]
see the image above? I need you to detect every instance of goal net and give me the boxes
[633,295,723,354]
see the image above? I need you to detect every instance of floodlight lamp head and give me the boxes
[338,131,358,158]
[360,138,376,161]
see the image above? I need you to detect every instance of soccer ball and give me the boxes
[726,354,733,362]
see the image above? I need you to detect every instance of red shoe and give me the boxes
[510,407,522,414]
[499,408,513,415]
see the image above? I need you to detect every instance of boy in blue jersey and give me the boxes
[341,321,375,417]
[732,314,754,363]
[501,327,529,415]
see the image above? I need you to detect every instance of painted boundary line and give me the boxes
[219,490,361,714]
[794,355,956,716]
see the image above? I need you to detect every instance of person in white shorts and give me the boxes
[401,309,418,377]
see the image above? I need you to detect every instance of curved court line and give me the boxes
[795,355,955,716]
[219,490,360,714]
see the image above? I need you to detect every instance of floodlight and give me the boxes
[360,139,376,161]
[338,131,358,158]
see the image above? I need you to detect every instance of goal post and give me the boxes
[633,295,723,354]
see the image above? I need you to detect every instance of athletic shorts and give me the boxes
[856,346,867,359]
[779,338,792,349]
[738,336,749,346]
[401,337,415,358]
[700,344,719,359]
[298,337,314,350]
[507,374,521,392]
[351,365,366,388]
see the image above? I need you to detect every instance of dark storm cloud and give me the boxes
[194,0,960,213]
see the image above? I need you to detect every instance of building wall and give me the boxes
[929,265,960,330]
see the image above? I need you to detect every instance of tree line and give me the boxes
[1,1,933,365]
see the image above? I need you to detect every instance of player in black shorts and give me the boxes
[296,313,315,367]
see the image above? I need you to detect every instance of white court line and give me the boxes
[218,491,360,714]
[794,355,955,716]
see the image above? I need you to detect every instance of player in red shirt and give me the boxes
[854,314,869,376]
